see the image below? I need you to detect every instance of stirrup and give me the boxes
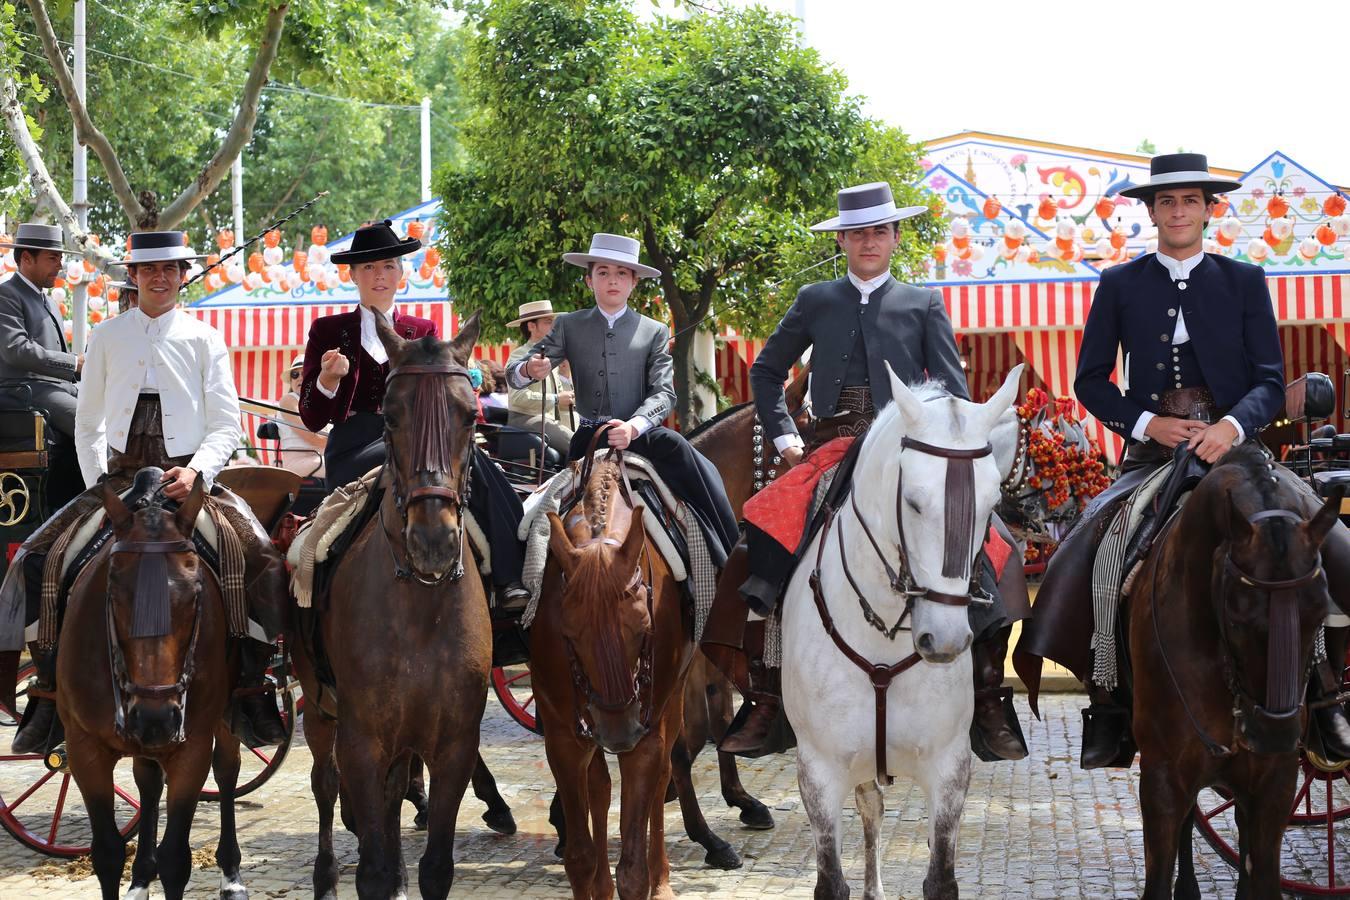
[970,686,1028,763]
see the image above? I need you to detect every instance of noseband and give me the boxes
[810,435,993,784]
[106,537,203,744]
[380,362,475,584]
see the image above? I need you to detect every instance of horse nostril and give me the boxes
[917,633,936,656]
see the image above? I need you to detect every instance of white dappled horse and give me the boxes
[782,363,1024,900]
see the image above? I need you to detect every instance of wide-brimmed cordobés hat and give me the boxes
[1118,153,1242,200]
[329,220,421,265]
[0,223,78,255]
[506,300,558,328]
[111,231,207,266]
[810,182,928,233]
[562,233,661,279]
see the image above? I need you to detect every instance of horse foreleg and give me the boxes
[126,757,164,897]
[406,754,429,831]
[646,695,683,900]
[67,733,131,900]
[304,712,341,899]
[1138,758,1189,900]
[710,672,774,830]
[1242,766,1301,900]
[670,734,740,870]
[855,781,886,900]
[471,751,518,835]
[1174,808,1201,900]
[156,742,215,900]
[338,735,400,900]
[385,752,412,898]
[417,741,477,900]
[920,750,971,900]
[796,741,851,900]
[587,751,615,900]
[616,735,664,900]
[545,737,601,899]
[211,725,247,900]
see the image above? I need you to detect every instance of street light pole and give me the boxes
[71,0,88,350]
[420,97,432,203]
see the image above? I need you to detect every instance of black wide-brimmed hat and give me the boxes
[329,220,421,265]
[0,223,78,255]
[1119,153,1242,200]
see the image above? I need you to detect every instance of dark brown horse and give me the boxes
[289,312,492,900]
[1130,445,1343,899]
[59,470,247,900]
[534,448,693,899]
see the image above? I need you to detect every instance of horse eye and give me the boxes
[906,498,922,514]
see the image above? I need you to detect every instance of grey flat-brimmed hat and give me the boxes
[0,222,78,255]
[811,182,929,233]
[562,233,660,279]
[1119,153,1242,200]
[111,231,207,266]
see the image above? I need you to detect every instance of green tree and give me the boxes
[436,0,936,427]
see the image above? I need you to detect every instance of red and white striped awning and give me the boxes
[185,302,451,349]
[941,281,1094,332]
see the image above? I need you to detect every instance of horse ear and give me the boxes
[979,364,1025,434]
[884,361,924,430]
[374,312,408,361]
[175,474,205,538]
[616,507,646,573]
[449,311,481,368]
[989,408,1020,479]
[546,511,578,580]
[101,481,132,532]
[1306,485,1345,547]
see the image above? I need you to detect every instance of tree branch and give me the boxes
[159,3,290,228]
[23,0,142,223]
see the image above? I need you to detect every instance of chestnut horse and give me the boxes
[289,313,492,900]
[1130,447,1343,899]
[59,470,248,900]
[535,446,693,899]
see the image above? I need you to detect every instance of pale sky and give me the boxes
[646,0,1350,186]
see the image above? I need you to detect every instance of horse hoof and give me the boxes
[553,840,566,860]
[218,872,248,899]
[738,803,775,830]
[922,877,958,900]
[123,887,150,900]
[482,807,517,836]
[414,808,429,831]
[703,844,743,870]
[664,781,678,803]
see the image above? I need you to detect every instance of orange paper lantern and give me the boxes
[263,229,281,248]
[1325,195,1349,217]
[1037,198,1057,220]
[1316,224,1338,246]
[248,252,264,273]
[1267,195,1290,219]
[1211,198,1230,218]
[1094,197,1115,219]
[982,196,1002,220]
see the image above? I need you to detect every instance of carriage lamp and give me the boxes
[44,746,67,773]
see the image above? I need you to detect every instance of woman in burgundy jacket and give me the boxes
[298,220,527,606]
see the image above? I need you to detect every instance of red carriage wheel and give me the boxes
[0,663,141,857]
[491,664,541,735]
[1194,756,1350,897]
[200,669,297,802]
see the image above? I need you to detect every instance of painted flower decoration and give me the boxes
[952,259,973,276]
[930,174,949,191]
[1010,153,1028,170]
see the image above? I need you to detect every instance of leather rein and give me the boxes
[810,436,992,785]
[379,362,475,585]
[1150,507,1325,758]
[105,537,204,745]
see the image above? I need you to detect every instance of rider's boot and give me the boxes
[1310,625,1350,764]
[1079,682,1135,769]
[12,642,63,755]
[719,622,795,757]
[970,624,1028,761]
[229,638,289,749]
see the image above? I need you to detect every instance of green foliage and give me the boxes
[0,1,52,220]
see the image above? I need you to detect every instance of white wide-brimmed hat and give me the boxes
[506,299,558,327]
[811,182,929,233]
[1119,153,1242,200]
[0,223,78,255]
[112,231,207,266]
[562,233,660,279]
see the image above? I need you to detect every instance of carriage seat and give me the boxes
[215,466,302,536]
[0,409,50,470]
[1314,469,1350,501]
[497,426,563,470]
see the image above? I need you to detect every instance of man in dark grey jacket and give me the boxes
[0,224,82,438]
[720,183,1027,761]
[507,233,737,557]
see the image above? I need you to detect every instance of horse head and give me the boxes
[99,467,206,748]
[376,310,481,581]
[852,363,1024,663]
[1203,452,1343,754]
[546,456,654,753]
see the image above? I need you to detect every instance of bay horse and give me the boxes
[1130,447,1343,899]
[289,312,492,900]
[782,364,1023,900]
[534,443,694,899]
[59,469,248,900]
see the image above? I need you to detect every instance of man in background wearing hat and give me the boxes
[508,232,738,557]
[1018,152,1350,768]
[712,182,1028,761]
[505,300,574,455]
[0,223,85,508]
[0,230,289,754]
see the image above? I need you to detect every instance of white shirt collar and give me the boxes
[131,304,176,336]
[1154,250,1204,282]
[847,270,891,305]
[598,305,628,328]
[359,304,395,365]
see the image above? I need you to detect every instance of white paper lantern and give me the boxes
[51,286,67,304]
[263,245,284,267]
[1095,238,1113,258]
[88,294,106,311]
[1299,237,1321,260]
[950,217,971,239]
[243,272,263,291]
[1269,216,1294,241]
[1219,217,1243,241]
[1006,220,1029,241]
[308,244,329,267]
[1331,215,1350,238]
[1247,237,1271,262]
[226,261,245,284]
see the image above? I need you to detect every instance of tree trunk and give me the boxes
[671,308,694,431]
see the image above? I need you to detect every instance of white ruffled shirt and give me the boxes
[315,305,393,399]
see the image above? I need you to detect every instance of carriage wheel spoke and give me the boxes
[249,746,273,765]
[112,783,141,811]
[0,753,43,762]
[503,670,530,687]
[522,694,535,711]
[47,774,71,843]
[1289,768,1315,818]
[7,768,56,813]
[1198,795,1235,820]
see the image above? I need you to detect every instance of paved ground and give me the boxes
[2,694,1346,899]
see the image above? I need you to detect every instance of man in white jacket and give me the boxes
[1,231,288,754]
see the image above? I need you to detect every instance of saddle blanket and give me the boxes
[517,453,718,642]
[288,466,489,608]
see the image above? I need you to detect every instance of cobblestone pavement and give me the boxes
[3,694,1346,898]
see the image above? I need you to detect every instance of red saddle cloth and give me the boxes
[743,434,1015,580]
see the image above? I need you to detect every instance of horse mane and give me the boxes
[685,400,749,443]
[393,336,469,475]
[860,378,954,456]
[1204,443,1289,554]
